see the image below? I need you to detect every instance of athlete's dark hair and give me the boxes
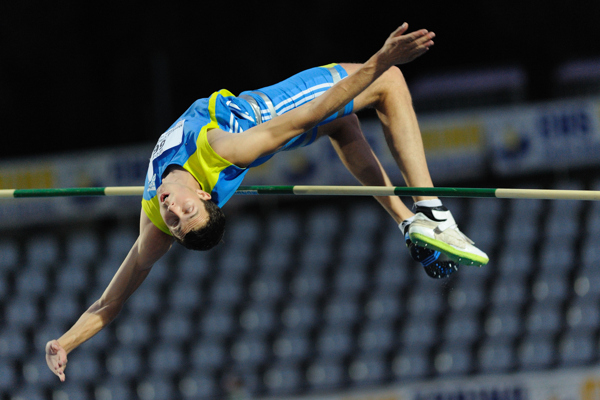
[175,199,226,251]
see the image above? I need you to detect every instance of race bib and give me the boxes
[147,120,185,182]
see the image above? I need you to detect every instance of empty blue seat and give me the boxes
[199,307,236,338]
[0,327,28,360]
[179,372,219,399]
[25,235,60,268]
[391,349,430,381]
[248,275,285,304]
[531,275,569,304]
[51,382,89,400]
[348,354,388,386]
[6,296,38,328]
[280,300,319,330]
[230,334,269,367]
[67,351,102,383]
[15,268,48,297]
[518,334,555,370]
[94,378,136,400]
[167,283,201,314]
[265,212,301,244]
[400,316,437,349]
[46,293,80,325]
[158,313,193,343]
[323,296,360,327]
[123,284,160,317]
[65,230,100,263]
[373,259,409,292]
[148,344,186,376]
[306,358,345,391]
[525,304,562,335]
[209,277,243,307]
[316,327,354,358]
[357,322,395,354]
[407,289,443,317]
[105,228,137,259]
[490,277,528,307]
[484,306,522,339]
[0,239,19,272]
[264,363,303,395]
[565,300,600,332]
[55,263,89,293]
[289,273,325,299]
[10,387,46,400]
[190,340,226,370]
[137,375,177,400]
[106,346,144,379]
[444,311,481,345]
[239,305,277,335]
[559,332,595,366]
[0,361,17,391]
[477,339,515,373]
[272,331,311,363]
[434,345,472,376]
[333,266,367,296]
[539,237,575,274]
[364,292,402,322]
[22,354,61,386]
[177,251,211,283]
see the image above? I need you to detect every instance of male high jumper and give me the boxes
[46,22,488,381]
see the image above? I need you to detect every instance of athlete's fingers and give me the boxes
[389,22,409,38]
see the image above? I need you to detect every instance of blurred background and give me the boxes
[2,1,600,400]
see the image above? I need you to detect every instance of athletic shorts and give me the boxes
[238,63,353,167]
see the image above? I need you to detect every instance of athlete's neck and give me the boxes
[162,165,202,190]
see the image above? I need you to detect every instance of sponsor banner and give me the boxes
[488,97,600,175]
[258,367,600,400]
[0,146,151,229]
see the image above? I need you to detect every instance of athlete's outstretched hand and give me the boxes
[378,22,435,66]
[45,340,68,382]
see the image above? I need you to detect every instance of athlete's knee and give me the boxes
[377,65,412,103]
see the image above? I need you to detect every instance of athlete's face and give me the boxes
[158,183,211,240]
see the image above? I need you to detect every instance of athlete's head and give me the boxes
[158,184,225,251]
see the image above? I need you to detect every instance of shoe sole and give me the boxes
[409,233,489,266]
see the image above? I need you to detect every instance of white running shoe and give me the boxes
[408,205,489,266]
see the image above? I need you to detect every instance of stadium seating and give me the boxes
[0,184,598,399]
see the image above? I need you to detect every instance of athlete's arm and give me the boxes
[209,23,434,167]
[45,209,173,382]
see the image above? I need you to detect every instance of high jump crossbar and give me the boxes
[0,186,599,200]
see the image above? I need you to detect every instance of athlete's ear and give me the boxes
[196,189,212,200]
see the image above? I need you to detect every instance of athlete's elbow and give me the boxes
[89,297,124,323]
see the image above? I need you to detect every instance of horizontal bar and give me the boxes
[0,186,598,200]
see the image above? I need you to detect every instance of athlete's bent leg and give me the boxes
[336,63,488,267]
[317,115,459,278]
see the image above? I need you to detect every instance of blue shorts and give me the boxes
[238,63,353,167]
